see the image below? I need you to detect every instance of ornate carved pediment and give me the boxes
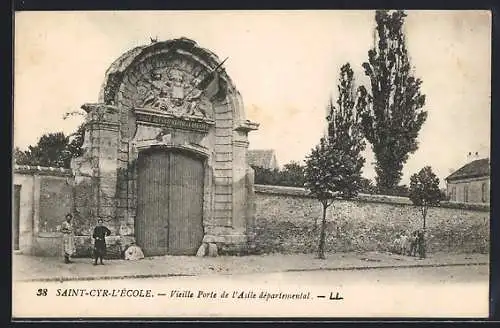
[136,65,217,119]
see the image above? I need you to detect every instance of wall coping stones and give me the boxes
[14,165,74,177]
[254,184,490,212]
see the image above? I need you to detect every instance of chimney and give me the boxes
[466,151,480,163]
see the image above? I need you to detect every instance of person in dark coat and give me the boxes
[409,230,419,257]
[417,229,426,259]
[92,218,111,265]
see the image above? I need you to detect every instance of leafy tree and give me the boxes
[359,177,377,194]
[14,124,85,168]
[281,161,305,187]
[20,132,71,167]
[305,63,365,259]
[409,166,441,258]
[327,63,365,153]
[357,10,427,192]
[252,161,305,188]
[253,166,281,186]
[382,184,410,197]
[67,124,86,158]
[409,166,441,229]
[13,147,30,165]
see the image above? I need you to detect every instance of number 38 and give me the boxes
[36,288,48,296]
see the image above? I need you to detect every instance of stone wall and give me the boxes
[35,176,73,257]
[38,177,73,234]
[14,165,489,257]
[13,166,74,256]
[253,185,490,255]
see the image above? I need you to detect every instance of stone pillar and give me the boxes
[218,120,258,254]
[232,133,249,231]
[81,103,120,232]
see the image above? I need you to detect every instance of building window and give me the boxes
[482,183,487,203]
[464,185,469,203]
[451,187,456,201]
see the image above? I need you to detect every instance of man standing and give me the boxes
[60,213,76,264]
[417,229,426,259]
[92,218,111,265]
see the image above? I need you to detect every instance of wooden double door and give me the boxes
[136,148,205,256]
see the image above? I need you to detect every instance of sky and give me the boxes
[14,10,491,187]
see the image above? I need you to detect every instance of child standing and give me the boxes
[92,218,111,265]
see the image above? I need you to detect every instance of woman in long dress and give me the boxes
[61,213,76,263]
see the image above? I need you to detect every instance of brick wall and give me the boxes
[254,185,490,255]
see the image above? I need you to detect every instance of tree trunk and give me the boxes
[421,207,427,258]
[318,203,328,259]
[422,206,427,230]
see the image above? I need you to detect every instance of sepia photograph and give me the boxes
[12,9,491,318]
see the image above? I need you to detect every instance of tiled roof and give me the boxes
[445,158,490,181]
[248,149,276,169]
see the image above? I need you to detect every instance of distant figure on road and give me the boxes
[392,232,411,255]
[400,233,411,255]
[392,234,402,254]
[92,218,111,265]
[416,229,426,259]
[60,213,76,264]
[409,230,419,256]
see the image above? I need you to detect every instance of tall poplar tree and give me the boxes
[358,10,427,192]
[305,63,365,259]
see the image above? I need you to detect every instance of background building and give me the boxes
[248,149,279,170]
[445,157,490,204]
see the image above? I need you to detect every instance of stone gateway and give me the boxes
[70,38,259,257]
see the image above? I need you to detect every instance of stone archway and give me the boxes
[71,38,259,257]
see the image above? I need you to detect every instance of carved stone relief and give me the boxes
[135,64,214,119]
